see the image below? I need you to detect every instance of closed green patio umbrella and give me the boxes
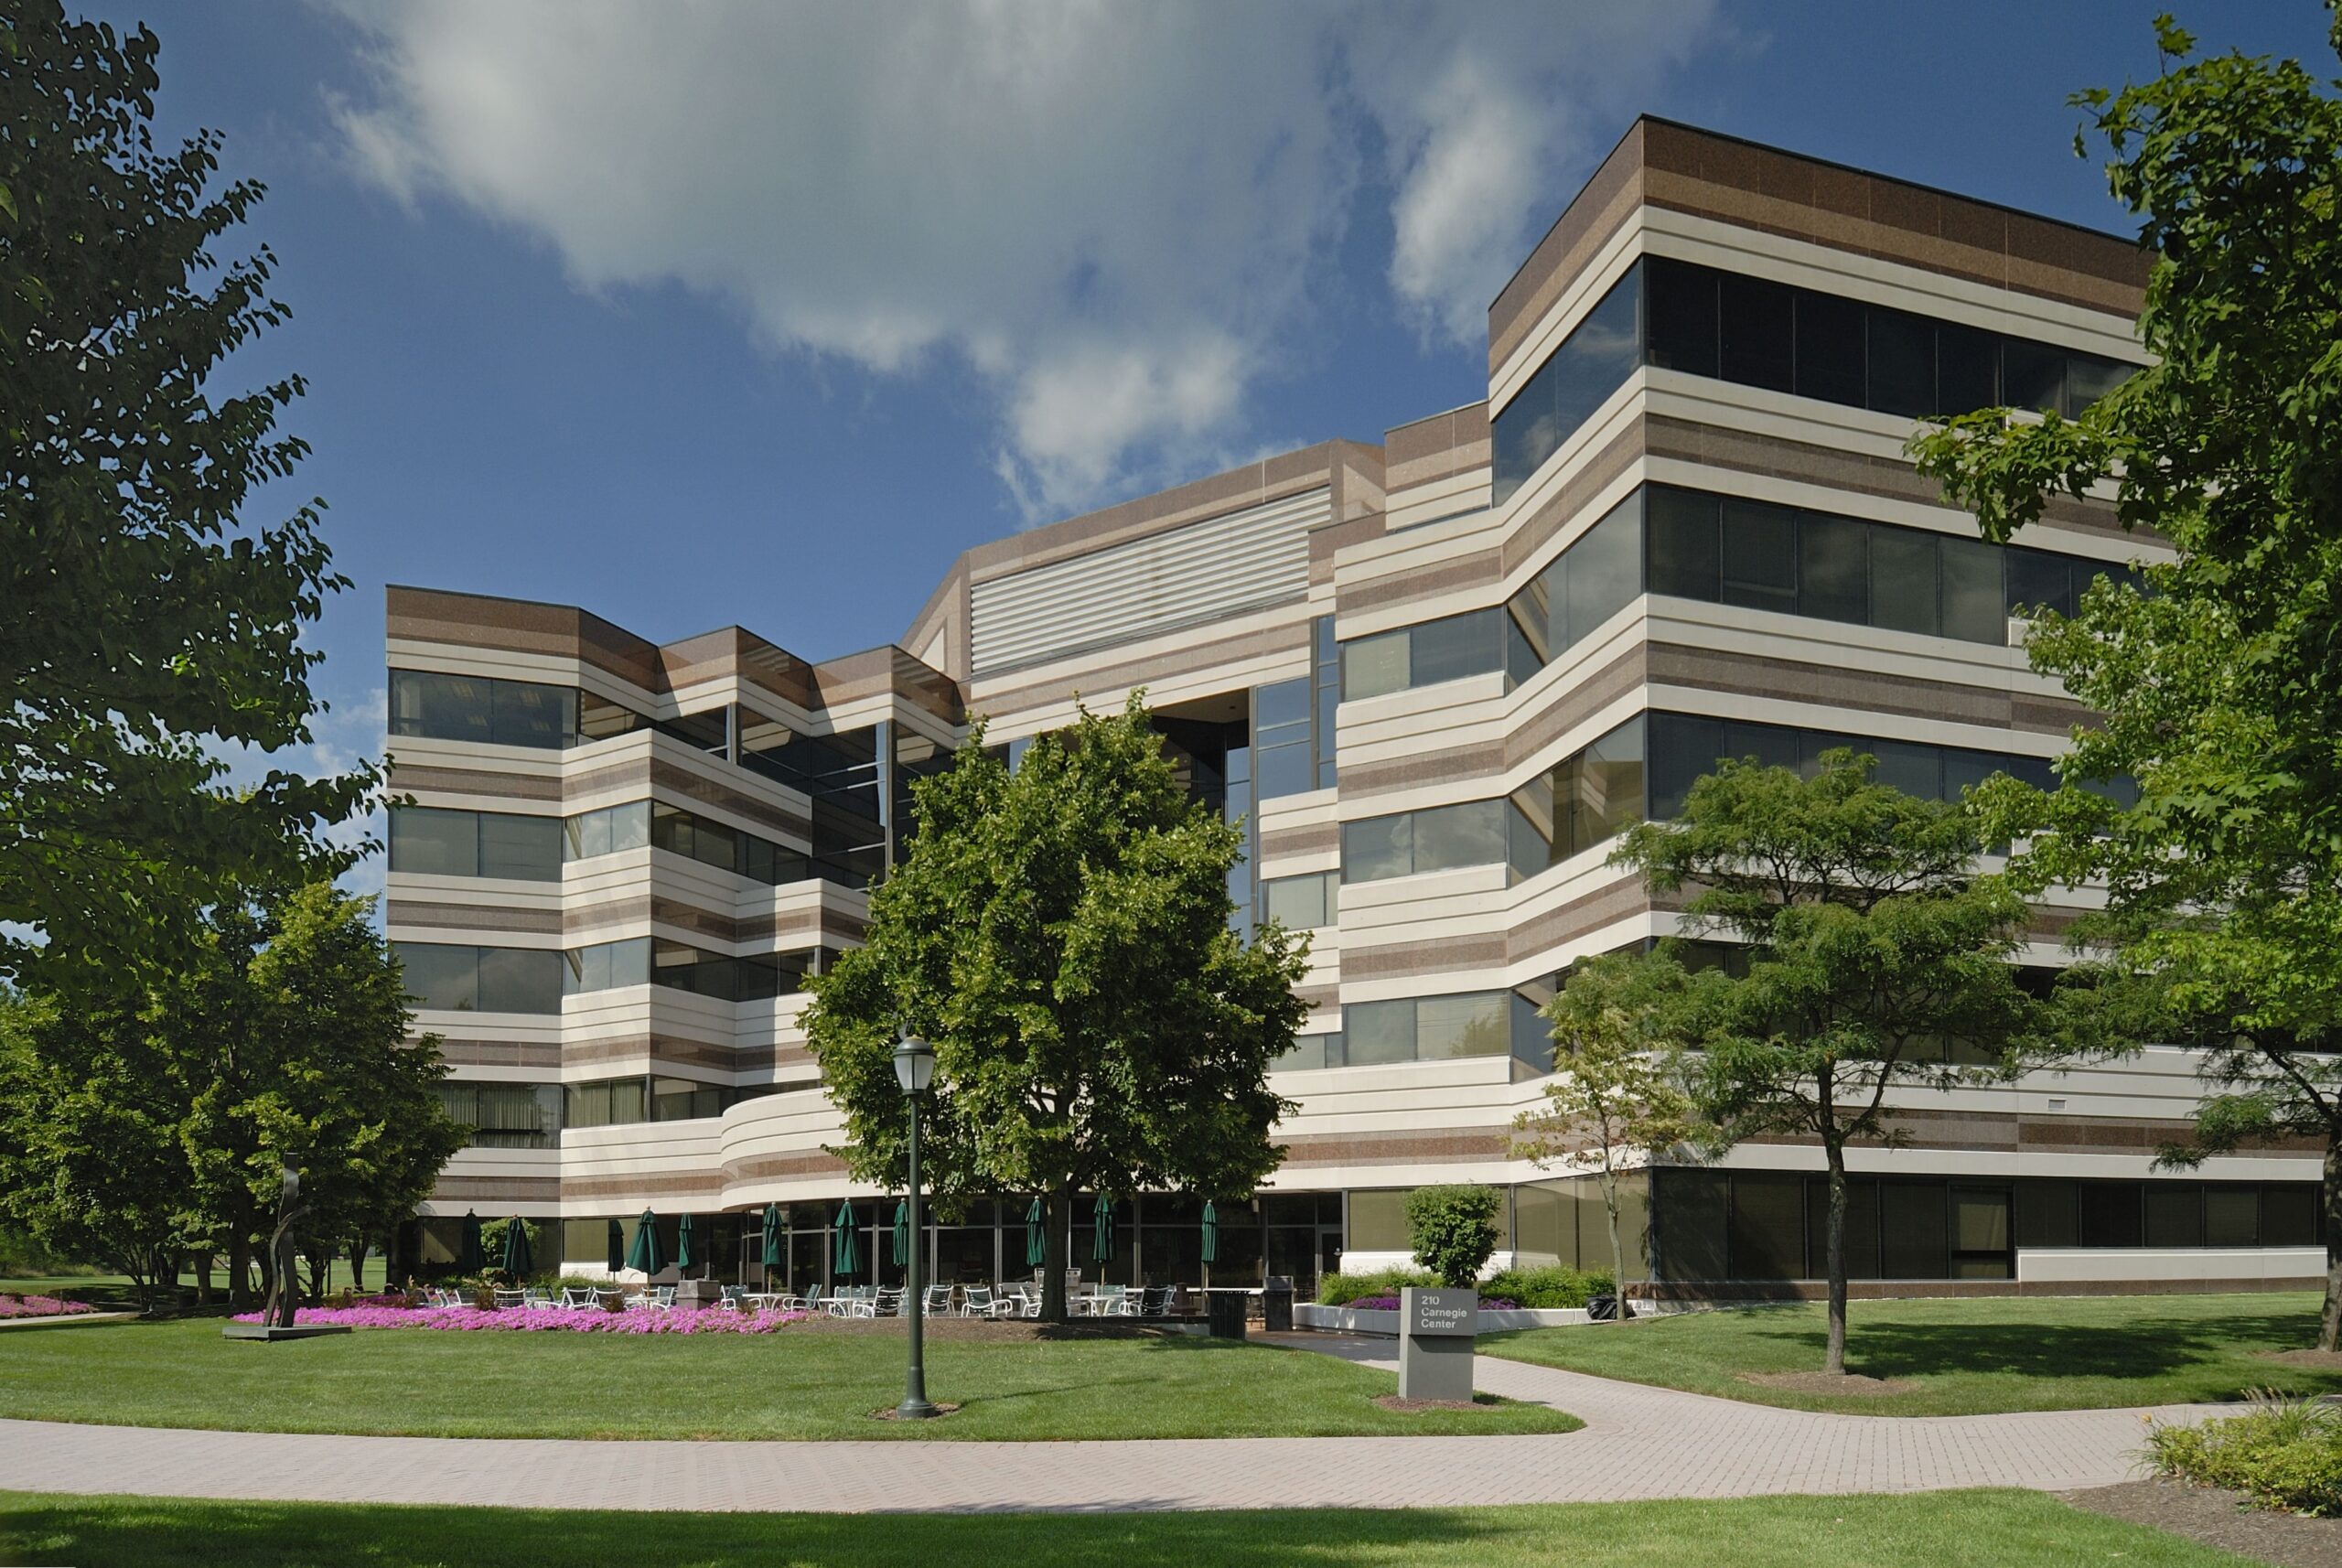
[891,1199,910,1268]
[759,1204,783,1272]
[1025,1197,1046,1269]
[458,1209,485,1273]
[832,1201,860,1279]
[501,1215,532,1276]
[1092,1196,1117,1264]
[1200,1200,1218,1291]
[606,1218,625,1273]
[626,1208,665,1274]
[675,1213,697,1275]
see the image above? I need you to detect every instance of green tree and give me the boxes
[0,990,190,1308]
[1614,752,2053,1375]
[804,695,1310,1320]
[174,885,464,1307]
[1510,953,1703,1318]
[1910,12,2342,1349]
[1,5,372,996]
[1404,1185,1503,1290]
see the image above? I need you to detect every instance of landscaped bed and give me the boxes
[0,1315,1579,1441]
[1480,1290,2342,1416]
[229,1303,813,1334]
[0,1294,93,1320]
[0,1487,2255,1568]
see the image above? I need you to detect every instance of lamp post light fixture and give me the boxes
[893,1033,939,1420]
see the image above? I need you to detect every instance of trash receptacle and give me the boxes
[1587,1294,1619,1322]
[1262,1275,1294,1332]
[1206,1290,1247,1339]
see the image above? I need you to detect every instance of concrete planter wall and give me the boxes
[1297,1302,1608,1333]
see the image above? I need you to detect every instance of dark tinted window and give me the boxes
[478,813,562,881]
[1719,499,1797,612]
[1491,266,1644,504]
[389,806,479,876]
[1792,289,1865,405]
[1410,610,1502,687]
[1879,1182,1948,1279]
[2002,338,2066,413]
[1797,510,1868,625]
[1937,322,2000,414]
[1866,307,1937,418]
[1868,526,1939,636]
[1647,488,1720,600]
[1644,257,1717,375]
[2079,1182,2143,1248]
[1719,273,1794,392]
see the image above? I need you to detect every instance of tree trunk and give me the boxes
[2322,1136,2342,1353]
[1602,1171,1628,1325]
[193,1251,212,1305]
[1040,1188,1071,1322]
[227,1232,255,1310]
[1823,1145,1850,1377]
[348,1238,371,1294]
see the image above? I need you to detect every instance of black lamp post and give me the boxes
[893,1033,939,1420]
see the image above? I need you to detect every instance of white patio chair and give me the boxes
[558,1287,593,1310]
[1139,1285,1173,1316]
[492,1288,525,1309]
[1093,1283,1125,1316]
[650,1284,677,1311]
[876,1286,907,1316]
[829,1286,876,1318]
[959,1284,997,1317]
[920,1283,954,1316]
[1015,1281,1044,1318]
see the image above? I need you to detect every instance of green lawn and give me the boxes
[2,1257,385,1309]
[0,1316,1575,1441]
[0,1488,2256,1568]
[1484,1290,2342,1415]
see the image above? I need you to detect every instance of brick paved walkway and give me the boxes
[0,1337,2210,1513]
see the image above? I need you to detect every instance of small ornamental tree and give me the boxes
[804,694,1310,1321]
[1910,14,2342,1353]
[1614,751,2060,1376]
[1511,953,1703,1317]
[1404,1185,1503,1289]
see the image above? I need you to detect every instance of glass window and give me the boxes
[1729,1174,1805,1279]
[1868,526,1939,637]
[2064,354,2130,416]
[1940,535,2006,644]
[2079,1182,2143,1248]
[1560,717,1647,857]
[1719,273,1795,393]
[1658,1168,1729,1282]
[389,670,492,743]
[2144,1185,2206,1249]
[1409,610,1501,688]
[1344,1000,1414,1066]
[394,942,478,1011]
[1719,499,1797,612]
[1416,993,1509,1060]
[2206,1186,2260,1248]
[1866,307,1937,418]
[478,813,562,881]
[1937,322,1999,414]
[1341,815,1413,884]
[478,947,564,1014]
[1869,738,1941,800]
[1262,873,1334,929]
[2007,548,2077,619]
[1879,1182,1948,1278]
[2015,1179,2080,1249]
[1797,510,1869,625]
[1412,801,1507,875]
[1792,289,1865,405]
[388,806,479,876]
[490,681,575,749]
[1255,740,1316,800]
[1342,631,1411,701]
[1649,713,1723,822]
[1491,265,1644,506]
[1644,256,1717,376]
[1646,487,1721,601]
[2262,1186,2316,1248]
[2002,338,2066,413]
[1563,493,1642,645]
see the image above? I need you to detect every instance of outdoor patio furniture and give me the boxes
[650,1284,677,1310]
[828,1285,876,1318]
[775,1282,822,1313]
[1011,1282,1044,1317]
[718,1284,747,1312]
[521,1287,553,1309]
[876,1286,907,1316]
[492,1288,525,1309]
[920,1283,953,1316]
[590,1287,624,1310]
[1138,1285,1174,1316]
[558,1287,595,1310]
[959,1284,1000,1317]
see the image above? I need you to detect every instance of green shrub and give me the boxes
[1405,1185,1503,1289]
[1482,1266,1616,1309]
[1316,1267,1438,1305]
[2147,1391,2342,1515]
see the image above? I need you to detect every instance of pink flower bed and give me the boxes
[230,1304,812,1334]
[0,1294,96,1319]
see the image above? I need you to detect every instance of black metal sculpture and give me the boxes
[258,1164,306,1329]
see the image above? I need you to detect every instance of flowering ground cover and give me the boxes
[229,1304,811,1334]
[0,1294,94,1320]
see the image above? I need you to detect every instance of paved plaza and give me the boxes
[0,1338,2204,1513]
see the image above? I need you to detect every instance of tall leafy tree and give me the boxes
[1510,953,1702,1317]
[1911,12,2342,1348]
[1,5,372,994]
[1613,753,2053,1376]
[805,695,1310,1320]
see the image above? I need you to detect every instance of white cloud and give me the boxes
[322,0,1718,519]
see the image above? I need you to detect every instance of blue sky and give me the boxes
[93,0,2337,787]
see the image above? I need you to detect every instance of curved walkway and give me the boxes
[0,1338,2212,1514]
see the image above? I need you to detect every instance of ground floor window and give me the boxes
[1651,1169,2320,1283]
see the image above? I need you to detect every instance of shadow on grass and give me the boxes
[1739,1306,2332,1386]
